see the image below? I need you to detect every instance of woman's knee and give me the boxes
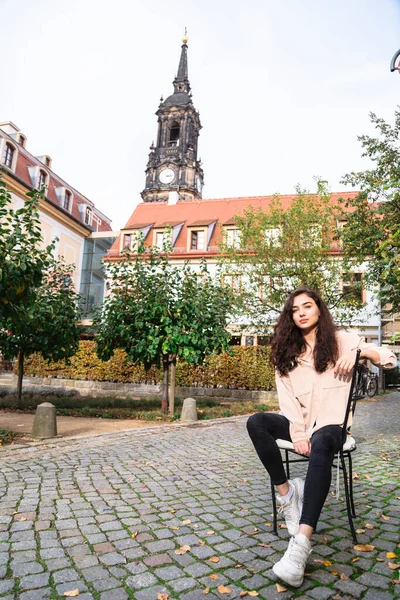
[246,413,264,436]
[311,426,342,455]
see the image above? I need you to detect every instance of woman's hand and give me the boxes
[335,351,357,377]
[294,440,311,456]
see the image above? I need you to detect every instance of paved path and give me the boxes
[0,395,399,600]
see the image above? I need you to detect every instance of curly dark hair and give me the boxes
[270,287,339,376]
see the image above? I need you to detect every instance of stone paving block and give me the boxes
[333,578,367,597]
[306,587,336,600]
[55,580,88,595]
[356,571,391,589]
[145,539,175,553]
[45,558,71,571]
[19,573,50,590]
[126,571,159,589]
[144,552,173,567]
[98,551,126,566]
[91,577,123,591]
[11,550,37,563]
[100,589,129,600]
[133,585,170,600]
[180,590,219,600]
[81,565,111,581]
[257,584,295,599]
[52,568,80,584]
[0,580,14,595]
[12,561,44,577]
[19,589,52,600]
[168,576,198,592]
[361,590,396,600]
[154,565,185,581]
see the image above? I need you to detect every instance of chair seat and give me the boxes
[276,436,356,453]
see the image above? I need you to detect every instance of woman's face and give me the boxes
[291,293,320,333]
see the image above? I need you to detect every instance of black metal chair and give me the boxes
[271,349,362,543]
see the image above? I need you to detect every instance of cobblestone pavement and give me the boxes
[1,394,399,600]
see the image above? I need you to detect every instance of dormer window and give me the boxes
[168,121,180,147]
[85,207,93,226]
[2,143,14,169]
[226,228,241,248]
[37,169,47,189]
[18,135,25,147]
[63,190,71,211]
[45,157,51,167]
[191,230,205,250]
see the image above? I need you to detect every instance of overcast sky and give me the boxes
[2,0,400,229]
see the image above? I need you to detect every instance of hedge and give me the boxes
[21,341,275,390]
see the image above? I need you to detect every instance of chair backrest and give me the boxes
[341,349,362,446]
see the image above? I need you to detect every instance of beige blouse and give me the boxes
[276,330,397,443]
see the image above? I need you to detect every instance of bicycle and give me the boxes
[354,364,378,398]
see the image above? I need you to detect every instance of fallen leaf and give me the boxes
[388,562,400,570]
[365,523,375,530]
[209,574,219,580]
[182,519,192,525]
[235,564,243,568]
[251,528,259,534]
[323,560,332,567]
[247,593,259,597]
[364,474,371,480]
[199,540,205,546]
[217,585,232,594]
[258,543,271,548]
[278,523,287,529]
[356,528,366,534]
[141,484,147,488]
[175,545,191,555]
[170,509,176,513]
[331,570,339,575]
[64,591,79,598]
[390,579,400,584]
[171,526,180,531]
[275,583,287,592]
[354,544,375,552]
[376,558,385,562]
[340,573,349,580]
[157,595,169,600]
[206,530,215,535]
[131,531,138,539]
[265,522,271,527]
[313,559,325,564]
[202,588,210,595]
[193,524,199,529]
[381,514,390,521]
[387,552,397,559]
[209,556,220,563]
[352,557,360,563]
[239,593,248,598]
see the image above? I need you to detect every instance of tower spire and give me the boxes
[173,31,190,94]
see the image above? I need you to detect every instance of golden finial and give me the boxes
[182,27,188,44]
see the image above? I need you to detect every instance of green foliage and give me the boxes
[341,109,400,312]
[0,428,17,445]
[95,244,233,368]
[0,175,54,318]
[219,180,362,328]
[0,260,81,363]
[22,342,276,390]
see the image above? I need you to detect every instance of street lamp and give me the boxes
[390,48,400,72]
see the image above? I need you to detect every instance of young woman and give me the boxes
[247,288,396,588]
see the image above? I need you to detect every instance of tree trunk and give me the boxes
[169,354,177,416]
[17,352,24,408]
[161,355,169,414]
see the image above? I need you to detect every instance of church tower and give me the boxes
[141,35,204,203]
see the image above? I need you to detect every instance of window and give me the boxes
[226,228,241,248]
[265,227,280,244]
[245,336,254,346]
[222,274,241,292]
[37,169,47,189]
[3,143,14,168]
[45,157,51,167]
[191,230,205,250]
[343,272,364,302]
[123,234,132,249]
[85,207,93,226]
[155,231,164,250]
[63,190,71,211]
[168,121,180,147]
[18,135,25,147]
[229,335,241,346]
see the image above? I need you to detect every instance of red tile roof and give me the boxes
[107,192,359,259]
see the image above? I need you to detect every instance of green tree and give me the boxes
[0,261,81,405]
[95,243,233,414]
[0,176,53,318]
[219,181,362,329]
[341,109,400,312]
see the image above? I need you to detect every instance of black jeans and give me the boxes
[246,412,343,529]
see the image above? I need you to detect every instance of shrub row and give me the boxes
[21,341,275,390]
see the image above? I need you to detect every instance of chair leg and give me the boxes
[271,479,278,535]
[285,450,290,480]
[340,451,358,544]
[347,453,356,518]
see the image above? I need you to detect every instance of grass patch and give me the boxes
[0,390,277,422]
[0,428,19,445]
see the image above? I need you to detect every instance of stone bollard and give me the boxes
[31,402,57,439]
[180,397,198,423]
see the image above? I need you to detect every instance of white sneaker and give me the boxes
[272,533,312,587]
[277,478,305,536]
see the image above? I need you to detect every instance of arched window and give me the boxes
[168,121,180,147]
[3,143,14,169]
[63,190,71,211]
[37,169,47,189]
[85,207,93,225]
[18,135,25,147]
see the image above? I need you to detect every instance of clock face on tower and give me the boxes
[159,168,175,184]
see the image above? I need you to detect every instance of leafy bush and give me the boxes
[21,342,275,390]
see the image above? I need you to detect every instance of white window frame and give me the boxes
[0,139,18,172]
